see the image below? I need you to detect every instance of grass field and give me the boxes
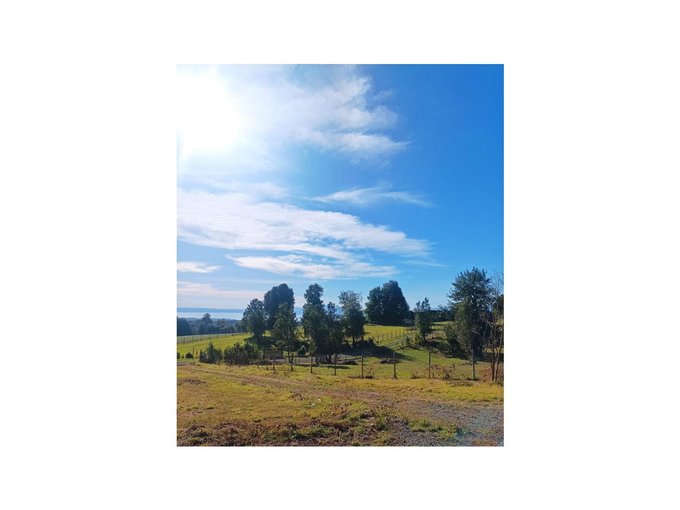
[176,323,503,445]
[177,333,251,357]
[177,362,503,446]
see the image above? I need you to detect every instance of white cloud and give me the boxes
[229,255,396,280]
[178,189,429,257]
[178,189,430,278]
[313,185,432,207]
[177,281,262,308]
[176,65,406,179]
[177,261,220,273]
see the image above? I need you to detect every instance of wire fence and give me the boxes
[177,332,244,344]
[177,323,503,381]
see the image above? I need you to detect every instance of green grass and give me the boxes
[363,324,412,344]
[177,333,252,357]
[177,361,502,446]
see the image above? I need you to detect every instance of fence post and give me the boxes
[393,350,396,379]
[472,349,476,380]
[310,352,313,374]
[361,355,364,379]
[428,350,432,379]
[334,353,337,376]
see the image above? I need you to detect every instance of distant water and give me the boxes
[177,307,304,320]
[178,311,243,320]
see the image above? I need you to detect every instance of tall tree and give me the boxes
[338,290,365,346]
[365,286,384,324]
[177,317,192,336]
[263,284,295,330]
[365,281,409,325]
[271,302,299,363]
[302,284,328,362]
[242,299,267,345]
[198,313,214,334]
[448,267,493,378]
[414,297,432,343]
[325,302,345,363]
[481,272,504,382]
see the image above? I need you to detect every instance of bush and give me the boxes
[177,352,180,359]
[223,342,260,365]
[185,352,193,359]
[199,342,223,364]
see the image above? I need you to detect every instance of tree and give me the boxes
[326,302,345,360]
[177,317,192,336]
[481,272,503,382]
[302,284,329,363]
[215,319,229,333]
[271,302,299,364]
[242,299,266,346]
[414,297,432,344]
[198,313,214,334]
[264,284,295,330]
[365,286,384,324]
[454,298,477,377]
[365,281,410,325]
[338,290,365,347]
[448,267,493,379]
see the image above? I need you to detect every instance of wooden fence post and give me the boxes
[361,355,364,379]
[334,353,337,376]
[393,350,396,379]
[428,350,432,379]
[310,352,313,374]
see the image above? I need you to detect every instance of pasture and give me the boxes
[177,323,503,446]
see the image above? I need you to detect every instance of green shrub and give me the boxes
[223,342,260,365]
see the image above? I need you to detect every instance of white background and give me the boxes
[1,1,678,509]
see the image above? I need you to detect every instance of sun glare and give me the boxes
[177,71,243,156]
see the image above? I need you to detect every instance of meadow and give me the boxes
[177,324,503,446]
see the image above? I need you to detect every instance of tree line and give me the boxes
[176,314,245,336]
[179,268,503,382]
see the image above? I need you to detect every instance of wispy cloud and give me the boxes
[177,261,221,273]
[313,184,432,208]
[178,189,430,278]
[177,281,263,308]
[177,65,407,180]
[229,255,397,280]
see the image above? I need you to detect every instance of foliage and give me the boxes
[414,297,433,344]
[264,284,295,330]
[242,299,267,345]
[338,290,365,346]
[302,284,328,359]
[442,322,466,358]
[325,302,345,361]
[198,313,214,335]
[223,342,260,365]
[199,342,222,364]
[271,302,299,362]
[177,317,192,336]
[365,280,410,325]
[185,352,193,359]
[448,268,493,359]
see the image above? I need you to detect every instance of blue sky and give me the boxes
[177,65,503,311]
